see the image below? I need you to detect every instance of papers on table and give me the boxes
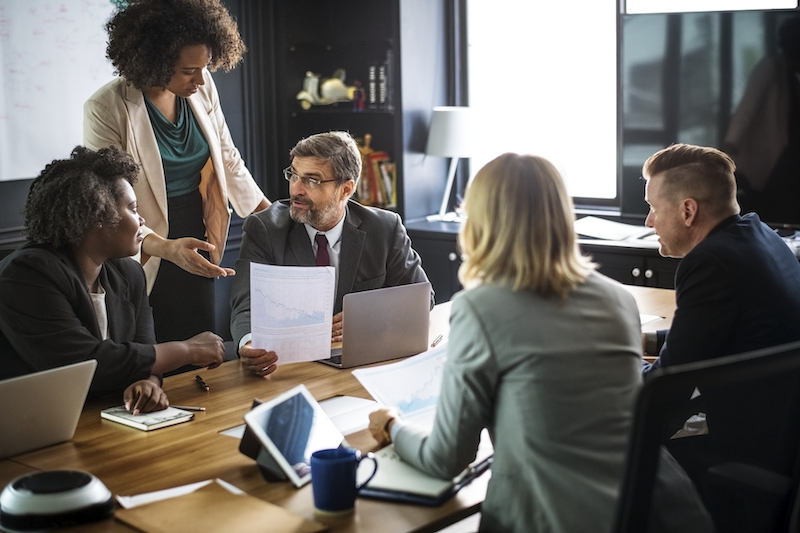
[116,479,244,509]
[640,314,664,326]
[250,263,335,364]
[574,215,654,241]
[318,395,379,435]
[352,343,448,428]
[219,395,378,440]
[115,480,325,533]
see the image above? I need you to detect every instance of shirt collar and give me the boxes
[304,212,346,247]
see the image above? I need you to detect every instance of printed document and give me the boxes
[352,343,448,428]
[250,263,335,364]
[574,215,654,241]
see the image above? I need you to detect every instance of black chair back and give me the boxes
[614,340,800,533]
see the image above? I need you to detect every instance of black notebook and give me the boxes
[359,445,493,506]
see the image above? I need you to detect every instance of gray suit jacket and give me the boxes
[229,200,431,346]
[393,273,711,533]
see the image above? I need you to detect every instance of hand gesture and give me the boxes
[167,237,236,278]
[123,378,169,415]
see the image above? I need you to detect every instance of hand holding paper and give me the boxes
[250,264,335,364]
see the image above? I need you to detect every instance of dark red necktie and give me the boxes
[315,233,330,266]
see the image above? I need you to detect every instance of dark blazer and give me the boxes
[650,214,800,368]
[0,242,156,393]
[647,213,800,471]
[229,199,432,346]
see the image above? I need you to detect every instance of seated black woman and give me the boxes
[0,146,225,413]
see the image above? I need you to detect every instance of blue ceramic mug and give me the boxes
[310,447,378,515]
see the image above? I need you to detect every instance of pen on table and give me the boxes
[195,374,210,392]
[431,334,444,348]
[171,405,206,412]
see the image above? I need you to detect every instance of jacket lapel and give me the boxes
[337,205,365,306]
[287,222,316,266]
[123,83,168,219]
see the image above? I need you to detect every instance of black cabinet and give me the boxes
[406,218,462,303]
[579,241,680,289]
[406,219,681,300]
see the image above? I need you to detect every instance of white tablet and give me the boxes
[243,384,345,488]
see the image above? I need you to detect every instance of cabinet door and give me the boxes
[642,256,679,289]
[411,237,462,304]
[590,251,647,286]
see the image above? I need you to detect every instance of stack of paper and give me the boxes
[574,215,654,241]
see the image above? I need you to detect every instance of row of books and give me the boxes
[356,150,396,209]
[366,50,393,111]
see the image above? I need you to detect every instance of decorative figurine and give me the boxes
[296,69,356,110]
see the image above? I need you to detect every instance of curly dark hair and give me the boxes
[24,146,140,249]
[105,0,246,90]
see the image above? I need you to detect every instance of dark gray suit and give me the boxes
[229,199,432,346]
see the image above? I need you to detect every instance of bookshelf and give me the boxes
[263,0,450,220]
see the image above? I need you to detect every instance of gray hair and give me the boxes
[289,131,362,185]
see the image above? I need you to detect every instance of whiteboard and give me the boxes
[0,0,117,181]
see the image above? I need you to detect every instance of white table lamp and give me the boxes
[425,106,472,221]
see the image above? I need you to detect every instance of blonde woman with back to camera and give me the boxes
[368,153,712,532]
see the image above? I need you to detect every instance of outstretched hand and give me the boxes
[167,237,236,278]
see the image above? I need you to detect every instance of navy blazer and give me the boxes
[0,243,156,393]
[229,199,432,347]
[647,213,800,470]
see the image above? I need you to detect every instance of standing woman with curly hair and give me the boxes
[84,0,270,345]
[0,146,225,413]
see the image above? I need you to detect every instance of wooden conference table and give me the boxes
[0,285,675,533]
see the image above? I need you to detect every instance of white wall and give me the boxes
[0,0,116,181]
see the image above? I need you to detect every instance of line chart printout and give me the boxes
[250,263,335,364]
[352,343,448,428]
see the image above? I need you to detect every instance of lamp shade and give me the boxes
[425,107,472,158]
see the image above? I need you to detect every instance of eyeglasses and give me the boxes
[283,167,340,188]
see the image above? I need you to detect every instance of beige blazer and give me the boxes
[84,72,267,293]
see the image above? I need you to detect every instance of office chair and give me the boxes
[613,340,800,533]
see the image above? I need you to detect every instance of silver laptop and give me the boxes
[318,282,431,369]
[0,360,97,458]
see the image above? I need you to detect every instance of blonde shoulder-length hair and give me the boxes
[458,153,595,298]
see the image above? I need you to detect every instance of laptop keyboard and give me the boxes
[327,354,342,365]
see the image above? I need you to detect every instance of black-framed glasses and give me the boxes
[283,167,339,188]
